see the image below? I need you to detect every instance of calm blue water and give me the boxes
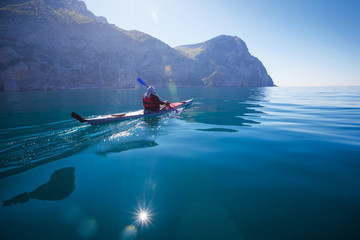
[0,86,360,240]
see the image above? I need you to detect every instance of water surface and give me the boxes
[0,86,359,240]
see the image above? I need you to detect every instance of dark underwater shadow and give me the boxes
[195,128,239,133]
[96,140,158,156]
[2,167,75,207]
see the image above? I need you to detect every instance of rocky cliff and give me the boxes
[176,35,274,87]
[0,0,274,91]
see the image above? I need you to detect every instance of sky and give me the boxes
[82,0,360,87]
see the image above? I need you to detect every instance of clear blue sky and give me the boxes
[82,0,360,87]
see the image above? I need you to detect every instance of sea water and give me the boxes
[0,86,359,240]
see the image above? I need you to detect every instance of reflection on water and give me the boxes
[143,116,162,127]
[96,117,163,156]
[2,167,75,206]
[183,87,266,127]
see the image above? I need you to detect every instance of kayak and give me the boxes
[71,98,194,125]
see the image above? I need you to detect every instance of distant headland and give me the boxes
[0,0,275,91]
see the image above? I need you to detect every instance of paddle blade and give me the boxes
[71,112,85,123]
[137,78,148,87]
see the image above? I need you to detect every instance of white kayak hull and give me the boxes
[71,99,194,125]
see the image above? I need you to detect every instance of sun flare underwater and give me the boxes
[134,204,154,228]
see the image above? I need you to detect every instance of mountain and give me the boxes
[176,35,274,87]
[0,0,274,91]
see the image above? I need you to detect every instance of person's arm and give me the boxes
[151,94,166,105]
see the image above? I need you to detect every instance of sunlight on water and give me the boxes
[107,120,141,140]
[0,121,94,176]
[58,125,88,136]
[109,130,131,139]
[0,113,169,177]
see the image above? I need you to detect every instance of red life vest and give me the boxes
[143,94,160,111]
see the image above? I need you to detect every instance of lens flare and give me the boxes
[152,11,158,23]
[139,211,148,221]
[168,80,179,102]
[133,203,154,228]
[148,5,159,23]
[136,208,152,227]
[122,225,137,239]
[165,65,172,76]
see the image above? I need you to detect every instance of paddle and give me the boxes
[137,78,178,113]
[71,112,85,123]
[137,77,148,88]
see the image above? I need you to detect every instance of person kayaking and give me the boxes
[142,86,169,112]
